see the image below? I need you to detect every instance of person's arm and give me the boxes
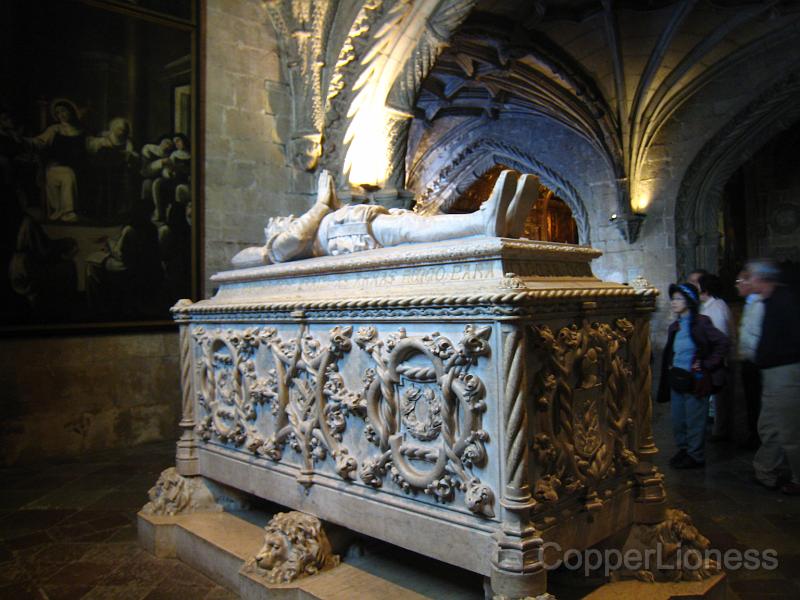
[26,124,57,150]
[86,134,111,154]
[706,301,730,337]
[697,318,730,372]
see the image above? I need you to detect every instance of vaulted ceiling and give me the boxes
[412,0,800,213]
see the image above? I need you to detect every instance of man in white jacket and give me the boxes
[736,269,763,449]
[692,272,733,440]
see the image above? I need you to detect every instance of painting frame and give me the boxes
[0,0,202,335]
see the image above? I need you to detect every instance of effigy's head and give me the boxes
[265,215,297,242]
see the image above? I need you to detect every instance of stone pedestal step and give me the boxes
[138,509,446,599]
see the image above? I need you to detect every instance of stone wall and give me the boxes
[203,0,313,294]
[0,332,180,465]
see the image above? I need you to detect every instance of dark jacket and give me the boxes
[657,313,730,402]
[756,285,800,369]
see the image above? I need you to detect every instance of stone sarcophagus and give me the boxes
[171,237,664,598]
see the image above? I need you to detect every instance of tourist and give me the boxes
[749,259,800,495]
[658,283,730,469]
[688,269,708,292]
[697,273,733,442]
[735,268,763,449]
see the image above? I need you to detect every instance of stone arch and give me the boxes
[413,137,591,245]
[675,71,800,279]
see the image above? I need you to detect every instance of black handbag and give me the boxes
[669,367,695,394]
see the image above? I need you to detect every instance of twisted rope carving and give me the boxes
[632,318,654,452]
[174,287,657,316]
[503,329,528,494]
[396,364,437,381]
[179,326,194,423]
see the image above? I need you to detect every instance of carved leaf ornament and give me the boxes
[192,323,495,517]
[530,318,638,514]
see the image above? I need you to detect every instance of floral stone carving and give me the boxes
[193,324,360,485]
[531,319,640,513]
[355,324,495,517]
[192,322,496,517]
[243,512,340,584]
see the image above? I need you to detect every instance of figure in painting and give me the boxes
[158,200,191,305]
[26,98,86,223]
[8,208,78,319]
[153,133,190,223]
[87,117,139,220]
[232,169,539,267]
[140,133,174,210]
[85,198,164,318]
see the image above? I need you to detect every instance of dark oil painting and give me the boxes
[0,0,197,331]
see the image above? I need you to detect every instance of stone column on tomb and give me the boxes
[489,322,549,599]
[174,298,200,476]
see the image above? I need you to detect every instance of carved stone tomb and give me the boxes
[157,237,670,598]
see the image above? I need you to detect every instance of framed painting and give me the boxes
[0,0,200,332]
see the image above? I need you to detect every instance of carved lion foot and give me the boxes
[243,511,340,584]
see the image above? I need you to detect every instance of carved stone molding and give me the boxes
[242,511,340,583]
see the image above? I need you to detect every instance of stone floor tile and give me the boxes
[142,580,215,600]
[28,541,94,565]
[85,511,135,533]
[0,580,46,599]
[99,554,171,587]
[731,577,800,598]
[0,490,52,511]
[0,509,75,539]
[82,582,157,600]
[162,560,217,586]
[2,531,53,551]
[46,521,99,542]
[84,490,149,512]
[0,543,13,564]
[203,585,239,600]
[25,487,112,511]
[105,524,138,543]
[0,559,33,586]
[80,542,143,565]
[39,583,94,600]
[43,561,116,587]
[68,529,123,544]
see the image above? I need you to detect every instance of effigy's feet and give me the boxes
[317,169,340,210]
[481,169,519,237]
[505,174,540,238]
